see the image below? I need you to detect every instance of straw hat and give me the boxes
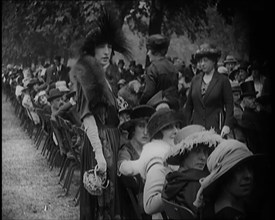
[166,126,223,165]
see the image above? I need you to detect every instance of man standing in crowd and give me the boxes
[46,55,69,86]
[140,34,179,110]
[238,80,261,153]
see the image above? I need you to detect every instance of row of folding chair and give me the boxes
[4,84,84,207]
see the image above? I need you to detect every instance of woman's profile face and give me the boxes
[199,57,215,73]
[161,122,180,146]
[225,163,254,198]
[94,43,112,67]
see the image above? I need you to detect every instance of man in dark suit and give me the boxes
[238,80,261,153]
[46,55,69,86]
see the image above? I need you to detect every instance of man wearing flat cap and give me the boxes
[140,34,179,110]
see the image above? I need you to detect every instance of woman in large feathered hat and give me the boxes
[68,7,132,220]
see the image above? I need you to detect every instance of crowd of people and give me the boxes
[2,7,272,220]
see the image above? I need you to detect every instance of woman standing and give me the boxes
[69,8,131,220]
[184,43,234,137]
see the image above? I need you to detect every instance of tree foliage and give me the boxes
[3,0,268,66]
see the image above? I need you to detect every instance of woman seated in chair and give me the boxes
[193,139,269,220]
[161,125,223,218]
[124,108,184,219]
[117,104,155,219]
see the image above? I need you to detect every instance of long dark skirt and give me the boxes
[80,127,120,220]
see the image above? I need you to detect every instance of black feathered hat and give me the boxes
[81,8,132,59]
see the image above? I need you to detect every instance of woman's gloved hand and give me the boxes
[221,125,230,138]
[95,148,107,172]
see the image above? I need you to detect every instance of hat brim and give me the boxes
[48,94,63,102]
[240,91,258,99]
[65,91,76,99]
[150,117,183,140]
[119,119,138,131]
[203,154,266,197]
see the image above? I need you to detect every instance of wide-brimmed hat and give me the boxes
[193,139,265,208]
[194,43,221,62]
[240,80,258,98]
[223,55,238,64]
[48,88,63,102]
[120,105,155,131]
[146,34,170,52]
[146,90,170,109]
[147,108,183,140]
[166,127,223,165]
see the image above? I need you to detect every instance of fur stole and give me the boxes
[129,140,173,179]
[70,55,111,110]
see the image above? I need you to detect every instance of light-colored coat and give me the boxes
[127,140,178,219]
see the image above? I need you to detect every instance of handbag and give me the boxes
[83,165,109,196]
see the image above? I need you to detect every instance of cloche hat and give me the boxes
[147,108,183,140]
[193,139,265,208]
[120,105,155,131]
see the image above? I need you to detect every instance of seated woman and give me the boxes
[125,108,184,219]
[162,125,223,218]
[117,104,155,219]
[193,139,269,220]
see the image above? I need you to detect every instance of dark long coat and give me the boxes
[184,71,234,132]
[140,57,179,109]
[70,55,121,220]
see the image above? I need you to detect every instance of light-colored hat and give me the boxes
[55,81,70,92]
[34,90,47,103]
[193,139,264,208]
[224,55,238,64]
[166,127,223,165]
[217,66,228,75]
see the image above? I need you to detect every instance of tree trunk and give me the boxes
[148,0,164,35]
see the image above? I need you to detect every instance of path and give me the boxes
[2,93,79,220]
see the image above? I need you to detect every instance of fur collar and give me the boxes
[70,55,111,109]
[129,140,173,179]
